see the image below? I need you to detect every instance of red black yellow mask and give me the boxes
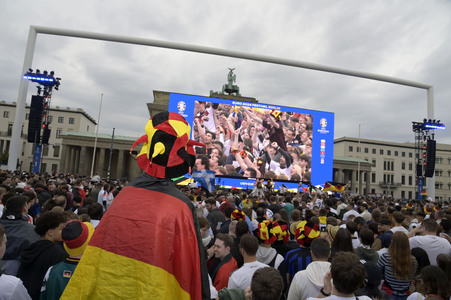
[130,112,205,179]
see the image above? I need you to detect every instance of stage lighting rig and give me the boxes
[422,119,445,130]
[23,69,61,97]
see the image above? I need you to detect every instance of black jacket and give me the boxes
[17,240,68,300]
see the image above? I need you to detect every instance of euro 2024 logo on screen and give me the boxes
[318,118,329,134]
[177,101,186,112]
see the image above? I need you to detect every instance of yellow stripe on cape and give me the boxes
[61,245,190,300]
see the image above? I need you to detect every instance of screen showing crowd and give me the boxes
[191,101,313,183]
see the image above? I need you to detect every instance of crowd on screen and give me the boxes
[192,101,314,182]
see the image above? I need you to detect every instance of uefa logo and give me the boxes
[320,118,327,128]
[177,101,186,112]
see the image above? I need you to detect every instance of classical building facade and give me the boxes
[58,132,141,180]
[0,100,96,173]
[334,137,451,201]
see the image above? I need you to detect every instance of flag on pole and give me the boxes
[420,190,427,196]
[192,170,216,192]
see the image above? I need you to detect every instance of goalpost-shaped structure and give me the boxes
[8,25,436,198]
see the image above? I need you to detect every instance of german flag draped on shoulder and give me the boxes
[61,112,209,299]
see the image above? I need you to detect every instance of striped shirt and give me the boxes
[377,253,417,295]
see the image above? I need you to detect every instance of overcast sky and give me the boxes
[1,0,450,145]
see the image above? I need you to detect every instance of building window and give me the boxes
[42,145,49,157]
[380,149,384,155]
[69,118,75,124]
[436,182,443,189]
[41,163,47,173]
[48,115,53,123]
[409,163,413,171]
[401,162,405,170]
[436,157,443,164]
[372,149,376,154]
[56,129,62,138]
[409,152,413,158]
[402,152,406,157]
[53,145,60,157]
[3,111,9,118]
[364,147,369,153]
[371,173,376,183]
[401,175,405,185]
[401,190,405,199]
[409,176,413,186]
[7,124,13,136]
[58,116,64,123]
[395,151,398,156]
[51,164,58,172]
[435,169,443,177]
[349,146,353,152]
[26,113,29,120]
[387,150,391,156]
[372,159,376,166]
[408,191,412,199]
[357,147,361,153]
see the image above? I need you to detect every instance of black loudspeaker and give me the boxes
[27,95,44,143]
[42,126,51,145]
[424,139,436,177]
[416,163,422,177]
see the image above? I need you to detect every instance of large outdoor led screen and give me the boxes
[168,92,334,190]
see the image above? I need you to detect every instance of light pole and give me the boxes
[90,93,103,177]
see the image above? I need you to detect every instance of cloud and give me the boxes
[1,0,450,146]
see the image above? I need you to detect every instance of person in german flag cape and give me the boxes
[61,112,210,299]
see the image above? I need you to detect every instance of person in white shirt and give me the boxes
[342,203,360,222]
[390,211,409,235]
[228,233,268,290]
[408,219,451,266]
[307,252,371,300]
[287,238,331,300]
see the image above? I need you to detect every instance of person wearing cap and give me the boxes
[287,237,331,300]
[255,220,288,295]
[40,220,95,300]
[372,216,392,252]
[61,112,210,300]
[0,223,32,300]
[286,221,320,284]
[17,211,69,300]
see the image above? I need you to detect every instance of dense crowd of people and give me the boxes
[1,169,450,300]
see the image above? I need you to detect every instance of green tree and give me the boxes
[0,152,8,165]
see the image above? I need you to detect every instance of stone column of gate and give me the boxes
[79,146,87,176]
[350,170,356,193]
[336,169,343,183]
[358,171,363,196]
[365,171,371,195]
[116,149,124,179]
[59,145,68,174]
[96,147,105,177]
[74,147,80,175]
[68,147,75,174]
